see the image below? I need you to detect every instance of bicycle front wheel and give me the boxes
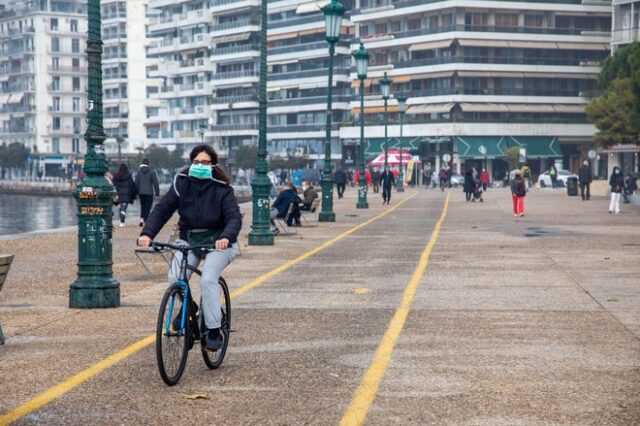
[156,284,190,386]
[202,277,231,369]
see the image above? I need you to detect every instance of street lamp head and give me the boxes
[322,0,345,43]
[396,94,407,113]
[353,42,369,80]
[379,72,392,100]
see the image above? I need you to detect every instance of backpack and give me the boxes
[516,180,527,197]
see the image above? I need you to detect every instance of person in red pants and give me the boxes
[510,170,526,217]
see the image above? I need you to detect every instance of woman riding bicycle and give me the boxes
[137,144,242,352]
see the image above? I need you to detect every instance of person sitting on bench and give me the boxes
[299,181,318,211]
[270,182,301,228]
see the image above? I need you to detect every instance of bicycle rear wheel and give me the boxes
[156,284,190,386]
[202,277,231,369]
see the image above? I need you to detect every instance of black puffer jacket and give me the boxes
[112,172,136,203]
[141,172,242,243]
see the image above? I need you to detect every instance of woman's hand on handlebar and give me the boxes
[137,235,152,247]
[215,238,230,251]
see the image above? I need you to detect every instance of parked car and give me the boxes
[538,169,577,187]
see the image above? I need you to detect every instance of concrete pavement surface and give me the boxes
[0,186,639,425]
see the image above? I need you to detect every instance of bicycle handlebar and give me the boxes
[150,242,218,253]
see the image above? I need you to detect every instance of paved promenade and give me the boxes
[0,186,639,425]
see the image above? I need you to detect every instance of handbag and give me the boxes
[187,229,222,258]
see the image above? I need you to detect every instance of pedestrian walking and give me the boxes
[438,167,448,191]
[423,164,432,188]
[609,166,625,214]
[510,170,526,217]
[112,164,137,227]
[334,168,347,198]
[463,169,474,202]
[578,160,592,201]
[371,168,381,193]
[135,158,160,227]
[379,168,395,205]
[521,164,532,189]
[549,164,558,188]
[480,168,490,191]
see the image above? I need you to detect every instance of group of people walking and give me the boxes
[111,159,160,228]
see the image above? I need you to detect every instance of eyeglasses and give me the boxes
[192,160,212,166]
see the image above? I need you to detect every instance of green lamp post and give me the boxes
[379,72,392,171]
[69,0,120,308]
[396,94,407,192]
[318,0,345,222]
[248,0,274,245]
[353,42,369,209]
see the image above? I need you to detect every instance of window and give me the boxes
[72,77,80,91]
[52,117,61,130]
[52,96,60,111]
[70,19,78,32]
[51,37,60,52]
[73,97,80,112]
[52,76,60,91]
[73,117,81,132]
[495,13,518,28]
[50,18,58,31]
[524,15,544,28]
[52,137,60,153]
[72,58,80,70]
[72,137,80,153]
[72,39,79,53]
[52,57,59,70]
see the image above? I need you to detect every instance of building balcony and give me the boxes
[47,65,86,74]
[212,94,257,104]
[352,0,585,16]
[269,67,351,81]
[210,18,260,37]
[267,123,342,133]
[612,27,639,44]
[268,95,352,106]
[210,123,257,131]
[268,14,323,30]
[387,54,604,71]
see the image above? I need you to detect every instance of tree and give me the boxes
[587,42,640,146]
[505,147,521,170]
[233,145,257,170]
[586,78,638,147]
[0,142,30,169]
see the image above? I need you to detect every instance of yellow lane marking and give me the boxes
[353,288,371,295]
[339,192,450,426]
[0,192,417,426]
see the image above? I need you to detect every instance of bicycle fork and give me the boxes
[164,280,189,336]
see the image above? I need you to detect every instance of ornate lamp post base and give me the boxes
[356,199,369,209]
[319,175,335,222]
[248,175,274,246]
[70,278,120,308]
[318,212,336,222]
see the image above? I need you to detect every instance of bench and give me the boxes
[300,197,320,226]
[0,254,14,345]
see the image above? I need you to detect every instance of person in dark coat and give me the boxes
[510,170,526,217]
[578,160,592,201]
[463,169,474,202]
[334,168,347,198]
[134,158,160,226]
[112,163,137,227]
[379,168,395,205]
[137,145,241,352]
[549,164,559,188]
[270,182,301,228]
[609,166,625,214]
[371,168,381,193]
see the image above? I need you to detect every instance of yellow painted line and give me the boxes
[0,192,417,426]
[340,192,450,426]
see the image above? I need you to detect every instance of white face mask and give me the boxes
[615,170,620,174]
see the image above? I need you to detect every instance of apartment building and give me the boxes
[612,0,640,49]
[102,0,157,157]
[266,0,353,163]
[342,0,613,179]
[145,0,261,161]
[0,0,87,177]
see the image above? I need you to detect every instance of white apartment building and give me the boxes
[0,0,87,177]
[342,0,613,180]
[102,0,157,158]
[145,0,261,161]
[266,0,353,163]
[612,0,640,49]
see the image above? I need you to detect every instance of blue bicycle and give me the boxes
[152,242,231,386]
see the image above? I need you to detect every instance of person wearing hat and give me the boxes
[578,160,592,201]
[510,169,527,217]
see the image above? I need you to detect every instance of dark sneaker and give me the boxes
[205,328,223,352]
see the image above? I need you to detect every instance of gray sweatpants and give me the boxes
[168,240,238,329]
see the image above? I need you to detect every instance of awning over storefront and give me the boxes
[503,136,562,158]
[364,137,425,156]
[455,136,562,159]
[456,136,505,159]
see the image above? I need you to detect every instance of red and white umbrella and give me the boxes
[368,149,422,167]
